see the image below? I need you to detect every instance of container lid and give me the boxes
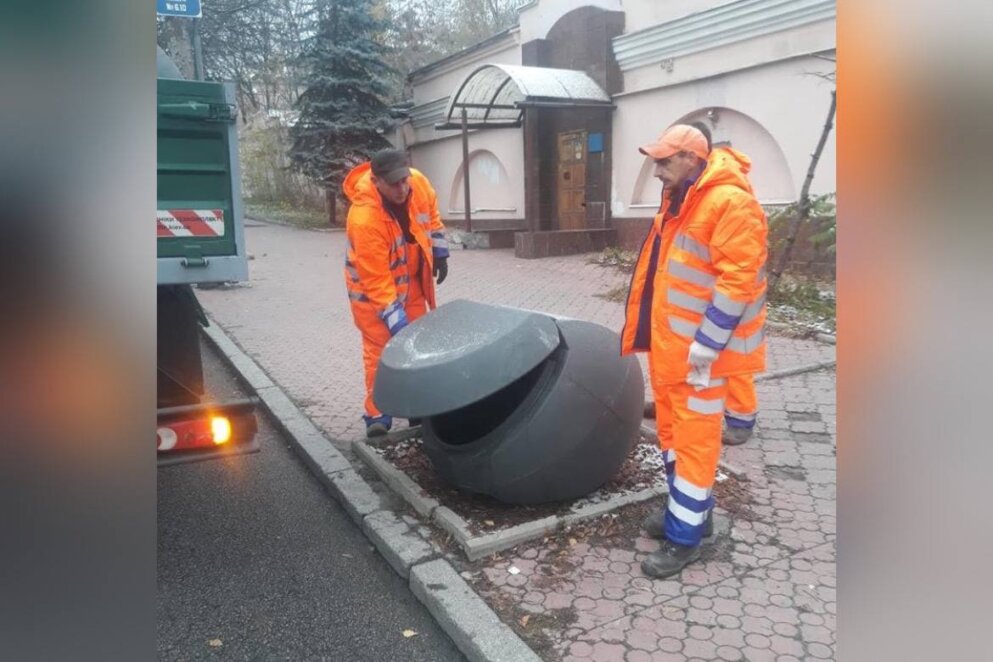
[373,299,561,417]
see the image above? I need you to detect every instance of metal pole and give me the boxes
[460,107,472,233]
[192,17,205,80]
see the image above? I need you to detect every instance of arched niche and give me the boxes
[630,107,797,206]
[449,150,514,212]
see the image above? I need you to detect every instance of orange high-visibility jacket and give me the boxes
[343,162,448,324]
[621,147,767,384]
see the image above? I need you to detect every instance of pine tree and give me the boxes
[289,0,394,222]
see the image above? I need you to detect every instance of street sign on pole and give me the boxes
[157,0,202,19]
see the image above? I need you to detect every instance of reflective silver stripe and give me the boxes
[687,396,725,416]
[380,300,401,319]
[417,213,430,225]
[725,408,757,422]
[713,291,746,317]
[726,327,766,353]
[708,377,727,387]
[674,233,711,262]
[386,310,402,328]
[674,475,712,501]
[432,237,449,249]
[662,449,677,464]
[345,266,360,281]
[395,275,409,285]
[742,294,766,323]
[756,264,767,283]
[392,236,404,250]
[668,315,698,339]
[699,317,733,346]
[348,291,369,302]
[667,496,707,526]
[667,288,708,314]
[667,259,716,288]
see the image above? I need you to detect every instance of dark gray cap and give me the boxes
[370,149,411,184]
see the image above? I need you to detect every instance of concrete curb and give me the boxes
[363,510,438,580]
[354,441,441,518]
[754,359,836,383]
[200,319,539,662]
[411,559,543,662]
[357,435,669,561]
[766,320,836,345]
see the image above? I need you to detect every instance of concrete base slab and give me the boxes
[448,229,491,250]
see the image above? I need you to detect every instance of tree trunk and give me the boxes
[326,187,337,227]
[770,89,836,293]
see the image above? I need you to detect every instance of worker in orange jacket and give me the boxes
[343,149,450,437]
[644,123,761,447]
[621,124,767,578]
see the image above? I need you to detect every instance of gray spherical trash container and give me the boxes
[373,300,644,505]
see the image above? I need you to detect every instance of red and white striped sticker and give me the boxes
[157,209,226,237]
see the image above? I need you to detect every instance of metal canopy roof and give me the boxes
[437,64,613,130]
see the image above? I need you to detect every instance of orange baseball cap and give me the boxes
[639,124,710,161]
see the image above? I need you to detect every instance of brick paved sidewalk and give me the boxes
[198,222,836,661]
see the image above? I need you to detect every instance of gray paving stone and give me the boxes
[464,517,559,562]
[433,506,472,544]
[363,510,437,579]
[354,441,440,518]
[326,469,386,526]
[410,559,541,662]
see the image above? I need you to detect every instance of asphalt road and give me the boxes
[157,339,465,661]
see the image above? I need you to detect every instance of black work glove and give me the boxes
[433,256,448,285]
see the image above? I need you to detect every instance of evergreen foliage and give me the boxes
[289,0,395,189]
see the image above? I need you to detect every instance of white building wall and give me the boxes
[517,0,623,42]
[402,0,837,226]
[621,0,731,29]
[612,51,836,216]
[409,129,526,223]
[410,35,521,107]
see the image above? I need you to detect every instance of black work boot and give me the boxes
[365,422,389,438]
[641,539,701,579]
[407,418,422,427]
[722,426,753,446]
[641,503,713,539]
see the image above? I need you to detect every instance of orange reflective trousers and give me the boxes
[354,245,428,419]
[725,373,758,430]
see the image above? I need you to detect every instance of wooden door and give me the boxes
[557,131,587,231]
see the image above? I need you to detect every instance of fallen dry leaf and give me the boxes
[483,519,495,526]
[568,538,577,546]
[519,615,531,627]
[508,566,521,575]
[402,629,418,638]
[207,639,223,648]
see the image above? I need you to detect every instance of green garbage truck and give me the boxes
[156,46,257,464]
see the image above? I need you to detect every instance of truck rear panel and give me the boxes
[157,77,247,285]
